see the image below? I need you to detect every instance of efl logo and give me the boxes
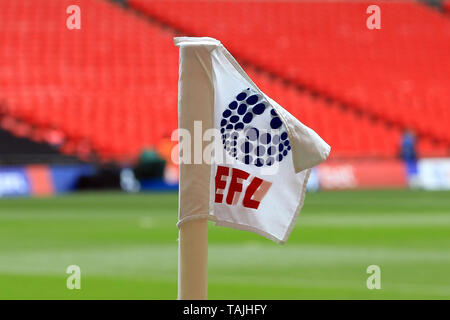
[215,165,272,210]
[220,88,291,167]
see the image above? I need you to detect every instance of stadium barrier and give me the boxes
[315,159,408,190]
[0,164,95,197]
[1,158,449,197]
[418,158,450,190]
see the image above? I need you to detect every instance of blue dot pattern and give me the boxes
[220,88,291,167]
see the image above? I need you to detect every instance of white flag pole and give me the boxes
[175,37,219,300]
[178,219,208,299]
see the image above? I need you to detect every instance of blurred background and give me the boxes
[0,0,449,299]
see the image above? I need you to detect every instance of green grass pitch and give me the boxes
[0,190,449,299]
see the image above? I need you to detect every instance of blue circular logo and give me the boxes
[220,88,291,167]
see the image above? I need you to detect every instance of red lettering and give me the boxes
[243,177,263,209]
[214,165,271,209]
[243,178,272,209]
[215,165,229,203]
[226,168,249,205]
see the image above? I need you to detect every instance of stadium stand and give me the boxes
[129,0,450,155]
[0,0,178,162]
[249,70,403,158]
[0,127,80,165]
[0,0,448,164]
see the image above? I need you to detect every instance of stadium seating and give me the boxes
[0,0,448,163]
[0,0,179,162]
[130,0,450,151]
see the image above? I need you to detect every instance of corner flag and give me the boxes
[175,36,330,244]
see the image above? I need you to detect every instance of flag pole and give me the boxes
[178,218,208,300]
[175,37,217,300]
[174,36,331,299]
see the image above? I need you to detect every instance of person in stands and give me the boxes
[401,129,419,188]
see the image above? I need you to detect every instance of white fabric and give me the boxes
[175,37,330,244]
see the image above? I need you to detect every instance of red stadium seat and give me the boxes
[129,0,450,155]
[0,0,448,162]
[0,0,179,162]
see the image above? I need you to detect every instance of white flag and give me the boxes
[175,37,330,243]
